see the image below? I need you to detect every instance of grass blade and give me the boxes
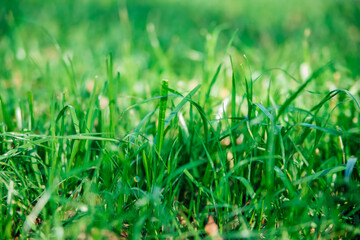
[164,84,201,129]
[106,53,116,137]
[276,62,332,121]
[345,157,357,182]
[156,79,168,154]
[0,96,13,131]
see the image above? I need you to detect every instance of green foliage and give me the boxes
[1,0,360,239]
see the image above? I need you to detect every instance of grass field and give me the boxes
[1,0,360,239]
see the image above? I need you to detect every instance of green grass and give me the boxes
[1,0,360,239]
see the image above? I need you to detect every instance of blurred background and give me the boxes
[1,0,360,101]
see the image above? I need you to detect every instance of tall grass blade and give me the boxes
[106,53,116,137]
[156,79,168,154]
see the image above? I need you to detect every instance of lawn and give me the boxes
[1,0,360,239]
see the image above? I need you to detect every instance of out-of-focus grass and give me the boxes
[1,0,360,239]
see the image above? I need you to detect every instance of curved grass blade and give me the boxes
[296,122,343,136]
[231,176,256,198]
[164,84,201,129]
[276,62,333,121]
[205,63,222,104]
[311,89,360,113]
[253,103,275,123]
[184,169,211,198]
[56,105,80,134]
[294,164,346,185]
[345,157,357,182]
[274,166,297,198]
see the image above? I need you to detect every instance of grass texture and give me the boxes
[1,0,360,239]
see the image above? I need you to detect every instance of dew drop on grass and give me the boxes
[134,176,140,183]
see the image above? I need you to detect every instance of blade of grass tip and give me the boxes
[121,91,210,143]
[165,85,185,97]
[165,87,210,144]
[296,123,343,136]
[82,80,99,163]
[243,54,253,118]
[204,63,222,105]
[311,89,360,113]
[85,81,98,134]
[188,100,210,144]
[156,79,168,154]
[164,84,201,129]
[258,68,302,84]
[266,73,272,107]
[231,176,256,199]
[293,165,346,186]
[223,29,238,57]
[202,26,223,95]
[106,53,116,137]
[167,159,207,182]
[55,105,80,134]
[56,105,81,170]
[276,62,333,121]
[204,29,238,108]
[239,56,253,121]
[253,103,275,123]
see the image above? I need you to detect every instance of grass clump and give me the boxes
[1,0,360,239]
